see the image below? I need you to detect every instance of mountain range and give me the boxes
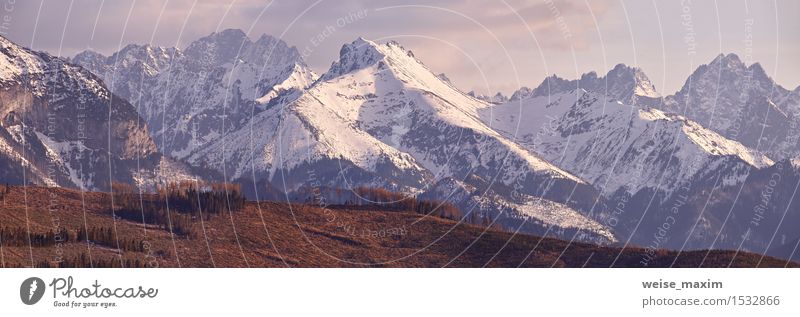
[0,35,192,190]
[1,29,798,261]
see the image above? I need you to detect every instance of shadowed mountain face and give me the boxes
[658,54,800,160]
[0,35,188,191]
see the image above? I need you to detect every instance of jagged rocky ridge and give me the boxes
[508,63,660,104]
[72,29,317,160]
[657,53,800,160]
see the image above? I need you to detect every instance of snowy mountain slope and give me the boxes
[0,124,56,186]
[187,85,432,193]
[658,53,799,160]
[188,37,612,241]
[328,39,581,181]
[72,29,317,160]
[192,38,582,183]
[481,89,773,197]
[0,35,186,190]
[418,176,616,243]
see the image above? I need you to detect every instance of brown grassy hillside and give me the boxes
[0,186,795,268]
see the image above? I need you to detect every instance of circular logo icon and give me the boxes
[20,277,45,305]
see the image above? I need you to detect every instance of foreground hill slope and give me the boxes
[0,186,794,268]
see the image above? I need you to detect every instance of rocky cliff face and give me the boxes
[0,35,187,190]
[659,54,799,160]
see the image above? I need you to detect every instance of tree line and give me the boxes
[29,254,149,268]
[295,186,493,225]
[0,226,71,247]
[156,181,246,214]
[109,181,247,236]
[75,226,151,252]
[0,183,9,203]
[0,225,151,253]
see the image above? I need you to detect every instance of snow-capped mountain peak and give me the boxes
[72,29,318,160]
[511,63,660,104]
[185,29,305,69]
[184,28,249,62]
[468,90,508,104]
[0,36,47,84]
[709,52,744,69]
[660,53,798,159]
[509,86,532,101]
[321,37,416,81]
[483,88,772,197]
[605,63,660,99]
[436,73,452,85]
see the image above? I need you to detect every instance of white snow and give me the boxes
[473,194,616,242]
[34,131,88,189]
[481,89,774,196]
[72,32,318,160]
[190,37,584,186]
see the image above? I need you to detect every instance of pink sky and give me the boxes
[4,0,799,95]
